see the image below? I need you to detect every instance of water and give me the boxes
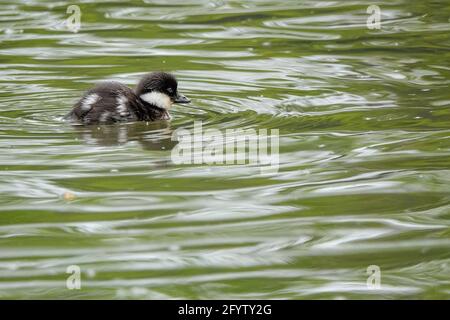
[0,0,449,299]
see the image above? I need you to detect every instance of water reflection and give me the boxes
[71,121,178,151]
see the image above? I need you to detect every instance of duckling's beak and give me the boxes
[173,92,190,104]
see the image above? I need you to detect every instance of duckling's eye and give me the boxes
[167,88,174,94]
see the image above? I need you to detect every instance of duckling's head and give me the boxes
[136,72,190,110]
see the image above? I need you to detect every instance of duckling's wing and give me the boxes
[67,82,137,124]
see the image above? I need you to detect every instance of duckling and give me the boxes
[65,72,190,124]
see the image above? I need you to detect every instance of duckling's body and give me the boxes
[65,72,190,125]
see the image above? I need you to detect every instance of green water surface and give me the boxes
[0,0,449,299]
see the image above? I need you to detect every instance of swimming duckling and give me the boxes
[65,72,190,124]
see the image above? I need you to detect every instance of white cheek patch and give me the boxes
[140,92,172,110]
[81,93,100,111]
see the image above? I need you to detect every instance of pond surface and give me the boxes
[0,0,449,299]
